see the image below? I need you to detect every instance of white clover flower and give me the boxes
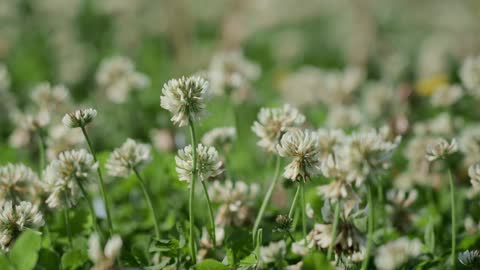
[201,127,236,149]
[425,138,458,162]
[374,237,422,270]
[31,82,70,110]
[0,201,44,250]
[0,163,43,203]
[325,105,364,129]
[252,104,305,153]
[46,124,84,161]
[276,129,321,181]
[88,233,122,270]
[316,129,346,159]
[260,240,286,264]
[106,138,152,177]
[458,250,480,268]
[430,84,463,107]
[468,163,480,192]
[460,56,480,98]
[459,125,480,166]
[175,144,223,183]
[279,67,323,107]
[386,189,418,209]
[317,180,354,202]
[43,149,98,208]
[62,108,97,128]
[208,180,259,226]
[160,76,208,127]
[0,64,10,92]
[96,56,150,104]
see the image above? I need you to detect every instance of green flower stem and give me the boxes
[252,155,281,242]
[187,117,198,264]
[63,192,73,249]
[449,169,456,270]
[200,180,217,247]
[80,126,114,236]
[36,129,46,173]
[288,184,302,219]
[133,167,161,239]
[74,177,103,240]
[361,185,375,270]
[377,182,386,239]
[327,201,341,261]
[300,182,307,241]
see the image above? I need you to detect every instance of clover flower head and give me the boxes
[106,138,152,177]
[0,201,44,250]
[468,163,480,192]
[458,250,480,268]
[31,82,70,110]
[252,104,305,153]
[62,108,97,128]
[460,55,480,98]
[374,238,423,270]
[175,144,223,183]
[201,127,236,150]
[0,163,42,203]
[276,129,321,181]
[425,138,458,162]
[160,76,208,127]
[88,233,122,270]
[260,240,286,264]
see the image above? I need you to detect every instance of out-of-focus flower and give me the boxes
[278,67,323,107]
[149,129,175,152]
[460,56,480,98]
[325,105,364,129]
[31,82,71,111]
[201,127,236,150]
[316,129,345,159]
[276,129,321,181]
[464,216,480,235]
[468,163,480,192]
[0,164,43,203]
[430,84,463,107]
[88,233,122,270]
[209,180,259,227]
[252,104,305,153]
[198,226,225,260]
[62,108,97,128]
[175,144,223,183]
[362,81,394,120]
[46,124,84,161]
[458,250,480,268]
[425,138,458,162]
[0,64,10,92]
[260,240,286,264]
[459,125,480,166]
[160,76,208,127]
[96,56,149,104]
[374,237,422,270]
[318,67,364,105]
[0,201,44,250]
[106,138,152,177]
[43,149,98,208]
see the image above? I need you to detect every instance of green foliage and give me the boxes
[195,259,229,270]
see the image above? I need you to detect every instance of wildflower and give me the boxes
[88,233,122,270]
[0,163,43,203]
[386,189,418,232]
[175,144,223,183]
[374,238,423,270]
[260,240,286,264]
[0,201,44,250]
[458,250,480,268]
[150,129,175,152]
[31,82,70,111]
[252,104,305,153]
[276,129,321,181]
[316,129,345,159]
[46,124,84,161]
[62,108,97,128]
[468,163,480,192]
[209,180,259,226]
[430,84,463,107]
[106,138,152,177]
[201,127,236,150]
[425,138,458,162]
[460,56,480,98]
[43,149,98,208]
[160,76,208,127]
[96,56,150,104]
[275,214,293,232]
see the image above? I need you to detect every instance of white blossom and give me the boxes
[0,64,10,92]
[88,233,122,270]
[430,84,463,107]
[468,163,480,192]
[62,108,97,128]
[425,138,458,162]
[0,164,43,203]
[374,237,422,270]
[460,56,480,98]
[260,240,286,264]
[201,127,236,149]
[106,138,152,177]
[175,144,223,183]
[160,76,208,127]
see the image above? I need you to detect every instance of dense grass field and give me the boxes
[1,0,480,269]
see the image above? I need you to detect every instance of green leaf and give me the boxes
[36,248,60,270]
[424,221,435,254]
[0,252,13,270]
[303,252,332,270]
[195,259,228,270]
[61,249,89,270]
[8,230,42,270]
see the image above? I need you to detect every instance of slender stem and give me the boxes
[63,193,73,249]
[361,185,375,270]
[300,182,307,241]
[133,167,161,239]
[448,169,456,270]
[188,117,198,264]
[74,177,103,239]
[286,231,295,242]
[200,180,216,247]
[80,126,114,236]
[327,201,341,261]
[36,130,46,174]
[377,182,385,239]
[288,184,301,219]
[252,155,281,242]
